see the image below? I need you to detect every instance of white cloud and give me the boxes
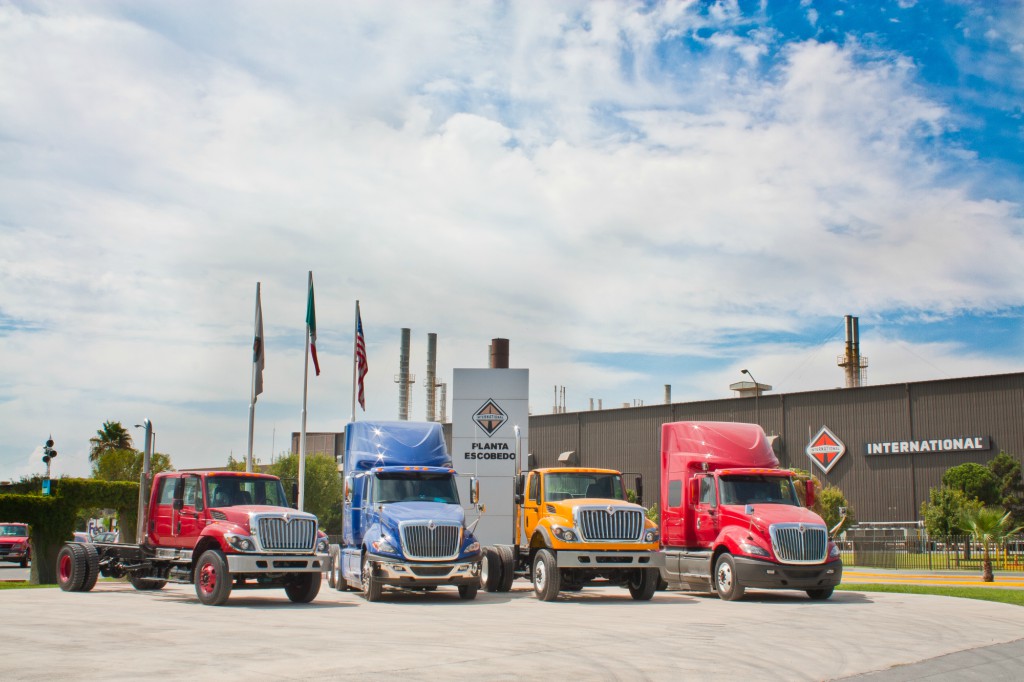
[1,2,1022,478]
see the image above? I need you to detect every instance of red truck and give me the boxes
[0,522,31,567]
[659,421,842,600]
[56,470,330,605]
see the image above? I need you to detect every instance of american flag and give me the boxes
[355,302,368,410]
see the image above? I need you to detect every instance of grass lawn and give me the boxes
[0,581,56,590]
[838,583,1024,607]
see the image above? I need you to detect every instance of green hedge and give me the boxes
[0,478,140,584]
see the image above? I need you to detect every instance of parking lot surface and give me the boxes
[3,579,1023,681]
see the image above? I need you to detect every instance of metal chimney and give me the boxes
[425,332,437,422]
[664,384,671,404]
[398,328,411,420]
[439,382,448,423]
[489,338,509,369]
[838,315,868,388]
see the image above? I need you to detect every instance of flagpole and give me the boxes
[351,300,359,423]
[298,271,311,512]
[246,281,261,473]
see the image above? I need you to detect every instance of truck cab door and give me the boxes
[694,475,719,548]
[174,474,204,548]
[149,475,178,546]
[520,472,541,546]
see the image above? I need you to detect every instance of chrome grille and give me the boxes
[577,507,644,542]
[770,523,828,564]
[256,516,317,552]
[400,522,461,560]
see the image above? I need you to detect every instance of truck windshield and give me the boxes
[544,473,623,502]
[206,476,288,507]
[719,475,799,506]
[0,524,28,537]
[372,473,459,504]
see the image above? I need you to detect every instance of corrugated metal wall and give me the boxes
[524,372,1024,523]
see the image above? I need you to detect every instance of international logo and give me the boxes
[806,426,846,474]
[473,399,508,437]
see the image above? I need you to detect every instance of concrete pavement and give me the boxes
[2,577,1023,681]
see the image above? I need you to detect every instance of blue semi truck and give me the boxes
[333,421,484,601]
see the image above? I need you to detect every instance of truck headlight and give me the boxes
[552,526,577,542]
[225,533,257,552]
[372,536,398,554]
[644,529,659,543]
[316,538,330,553]
[829,543,841,559]
[739,541,770,558]
[465,541,480,554]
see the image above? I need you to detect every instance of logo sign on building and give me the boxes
[806,426,846,475]
[473,400,508,437]
[865,436,990,456]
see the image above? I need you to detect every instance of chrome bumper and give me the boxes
[556,550,664,568]
[371,554,481,585]
[227,552,329,574]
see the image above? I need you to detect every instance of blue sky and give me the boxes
[1,0,1022,480]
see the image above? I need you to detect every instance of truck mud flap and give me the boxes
[556,551,664,569]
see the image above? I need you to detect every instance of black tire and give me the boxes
[532,548,560,601]
[57,544,87,592]
[458,582,479,600]
[361,554,384,602]
[627,567,659,601]
[327,547,338,589]
[333,551,350,591]
[194,549,232,606]
[81,544,100,592]
[481,547,503,592]
[284,572,321,603]
[129,572,167,591]
[807,587,834,601]
[496,545,516,592]
[714,553,745,601]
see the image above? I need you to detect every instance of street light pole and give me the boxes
[741,369,760,427]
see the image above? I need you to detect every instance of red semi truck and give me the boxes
[659,421,842,600]
[57,470,330,605]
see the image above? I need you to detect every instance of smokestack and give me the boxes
[489,338,509,368]
[838,315,867,388]
[398,328,411,420]
[425,332,437,422]
[439,382,447,423]
[664,384,671,404]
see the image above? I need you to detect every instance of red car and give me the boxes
[0,523,31,567]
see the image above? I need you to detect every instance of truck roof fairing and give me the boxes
[344,421,450,475]
[661,421,778,470]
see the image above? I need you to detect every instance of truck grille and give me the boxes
[400,522,461,560]
[577,507,644,542]
[770,523,828,564]
[256,516,317,552]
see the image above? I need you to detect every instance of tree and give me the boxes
[958,507,1024,582]
[941,462,999,505]
[268,452,343,534]
[89,421,134,463]
[988,451,1024,527]
[921,487,981,539]
[225,454,248,472]
[818,485,855,535]
[91,448,174,482]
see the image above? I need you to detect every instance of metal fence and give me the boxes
[838,527,1024,570]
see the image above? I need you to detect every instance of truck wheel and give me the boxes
[458,582,479,600]
[81,544,100,592]
[627,568,659,601]
[807,587,834,600]
[284,572,321,603]
[496,545,516,592]
[361,554,384,602]
[57,544,87,592]
[532,549,561,601]
[714,553,745,601]
[195,549,233,606]
[129,572,167,591]
[20,554,28,569]
[481,547,503,592]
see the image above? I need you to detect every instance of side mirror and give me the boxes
[514,493,524,505]
[805,480,816,508]
[635,475,644,506]
[470,477,480,505]
[172,498,184,511]
[172,478,184,510]
[515,473,526,497]
[291,482,299,509]
[344,477,352,504]
[689,478,700,502]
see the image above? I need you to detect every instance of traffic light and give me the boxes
[42,436,57,464]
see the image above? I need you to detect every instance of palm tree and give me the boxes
[89,420,133,462]
[958,507,1024,582]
